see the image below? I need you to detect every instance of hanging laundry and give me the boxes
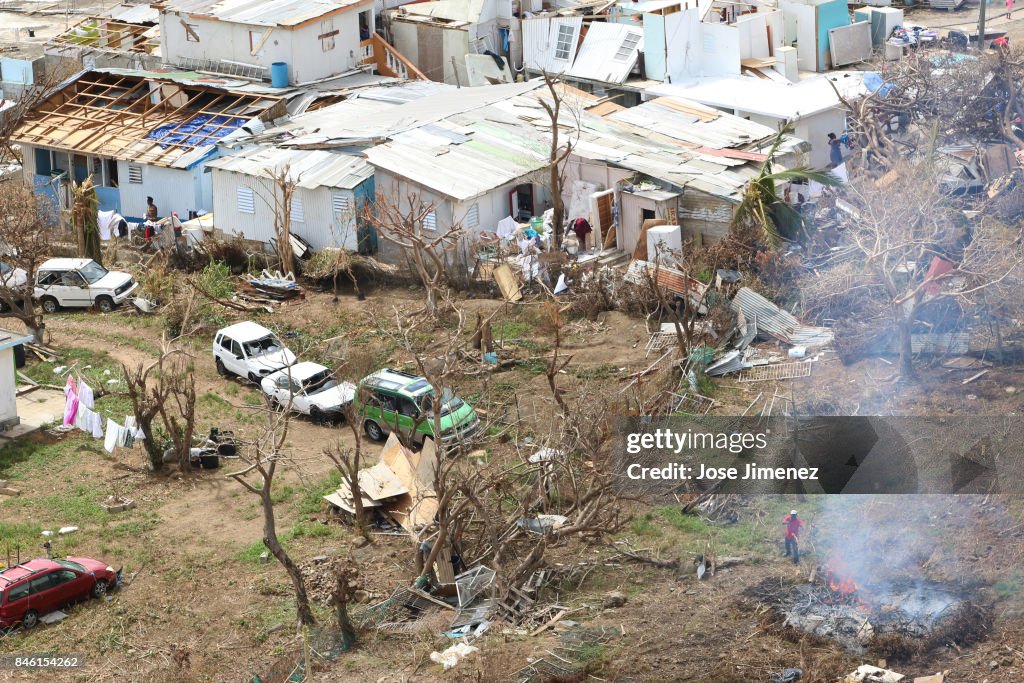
[73,405,91,434]
[124,416,146,441]
[63,376,79,427]
[89,410,103,439]
[104,419,120,454]
[78,380,95,410]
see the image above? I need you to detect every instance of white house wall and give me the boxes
[160,11,365,84]
[211,170,360,250]
[664,8,702,82]
[116,161,199,220]
[0,347,15,426]
[700,22,740,76]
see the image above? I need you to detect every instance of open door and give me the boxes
[509,184,534,222]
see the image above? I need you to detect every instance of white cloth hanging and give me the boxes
[78,380,95,410]
[104,419,120,453]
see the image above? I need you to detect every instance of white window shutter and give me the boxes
[465,203,479,228]
[332,192,351,216]
[423,211,437,232]
[127,164,143,184]
[291,196,305,223]
[236,186,255,214]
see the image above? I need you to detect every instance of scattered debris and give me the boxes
[770,668,803,683]
[493,264,523,302]
[101,496,135,513]
[840,665,904,683]
[39,610,68,625]
[738,362,813,382]
[430,642,478,670]
[731,287,833,347]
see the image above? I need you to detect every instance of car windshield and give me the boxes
[79,260,109,284]
[244,334,283,358]
[56,560,86,572]
[422,387,464,416]
[303,369,337,395]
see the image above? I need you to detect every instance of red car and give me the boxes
[0,557,118,629]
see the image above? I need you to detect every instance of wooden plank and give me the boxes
[530,609,568,636]
[493,264,522,302]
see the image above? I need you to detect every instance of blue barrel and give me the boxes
[270,62,289,88]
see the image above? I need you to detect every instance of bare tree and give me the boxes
[805,158,1024,376]
[266,166,298,276]
[122,337,198,470]
[0,182,56,342]
[537,72,580,246]
[228,403,317,629]
[324,404,372,543]
[381,303,626,597]
[363,190,464,319]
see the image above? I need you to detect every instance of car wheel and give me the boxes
[215,358,229,378]
[364,420,384,441]
[91,579,109,599]
[310,407,324,425]
[21,610,38,629]
[40,297,59,314]
[96,296,115,313]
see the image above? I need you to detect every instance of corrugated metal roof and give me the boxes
[109,3,160,24]
[609,98,778,151]
[206,146,372,189]
[567,22,642,84]
[731,287,833,348]
[163,0,364,27]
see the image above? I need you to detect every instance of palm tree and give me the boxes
[732,126,841,245]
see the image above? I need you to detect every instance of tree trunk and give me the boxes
[262,489,317,627]
[897,315,915,378]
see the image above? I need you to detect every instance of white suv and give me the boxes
[213,322,296,383]
[34,258,137,313]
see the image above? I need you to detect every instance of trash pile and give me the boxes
[323,433,437,532]
[704,287,832,380]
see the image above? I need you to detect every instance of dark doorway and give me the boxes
[510,184,534,221]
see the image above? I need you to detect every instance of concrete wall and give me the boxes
[161,9,368,83]
[116,161,199,221]
[0,347,15,428]
[210,168,363,250]
[700,22,741,76]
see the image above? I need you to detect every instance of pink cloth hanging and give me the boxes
[63,375,79,427]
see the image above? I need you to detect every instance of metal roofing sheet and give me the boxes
[109,3,161,24]
[163,0,364,27]
[731,287,833,347]
[207,146,373,189]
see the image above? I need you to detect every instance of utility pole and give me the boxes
[979,0,987,50]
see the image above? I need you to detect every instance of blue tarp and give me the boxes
[862,71,895,98]
[145,114,245,150]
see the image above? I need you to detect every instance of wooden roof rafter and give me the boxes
[13,71,282,169]
[48,17,160,55]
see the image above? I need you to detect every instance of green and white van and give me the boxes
[353,368,479,447]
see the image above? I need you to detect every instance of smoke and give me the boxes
[810,494,996,598]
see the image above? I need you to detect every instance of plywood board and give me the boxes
[493,264,523,302]
[359,462,409,500]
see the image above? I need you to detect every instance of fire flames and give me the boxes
[822,558,870,611]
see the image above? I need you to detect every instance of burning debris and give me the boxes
[752,573,992,658]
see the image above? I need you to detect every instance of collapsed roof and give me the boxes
[12,70,284,169]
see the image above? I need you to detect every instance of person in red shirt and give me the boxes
[783,510,804,565]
